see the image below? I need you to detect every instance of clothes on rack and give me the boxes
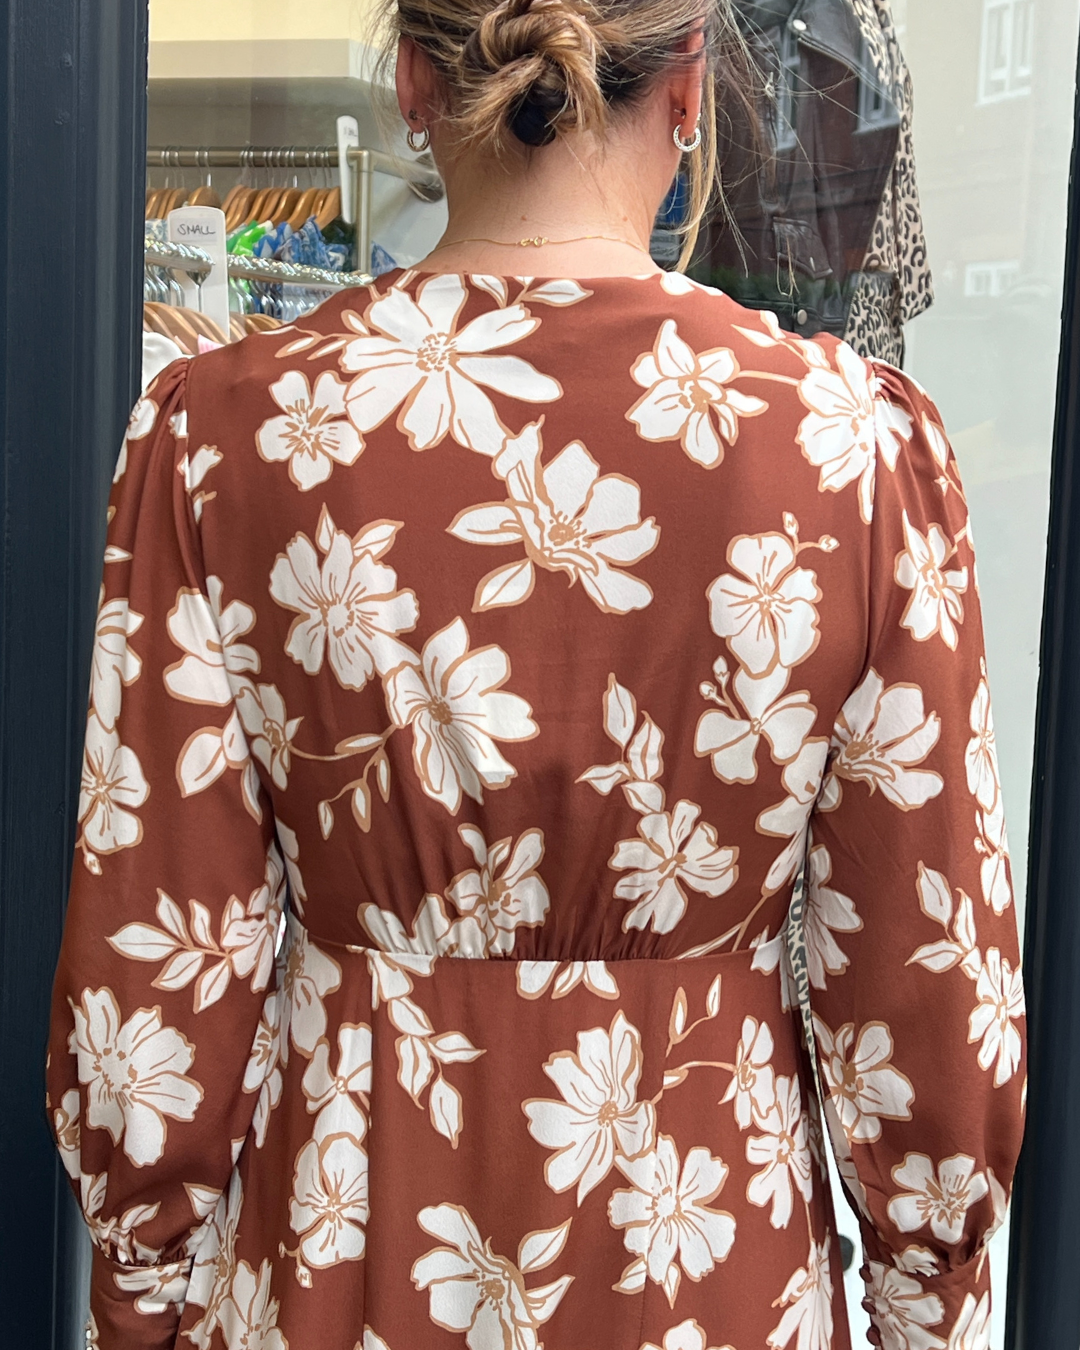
[692,0,931,364]
[843,0,933,363]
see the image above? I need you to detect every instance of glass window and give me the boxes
[979,0,1036,102]
[836,0,1080,1342]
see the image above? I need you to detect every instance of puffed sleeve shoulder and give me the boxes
[806,357,1026,1347]
[47,360,282,1349]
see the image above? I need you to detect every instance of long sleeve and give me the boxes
[806,361,1026,1346]
[47,361,280,1349]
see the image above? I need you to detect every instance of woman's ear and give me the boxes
[395,38,441,130]
[668,28,707,138]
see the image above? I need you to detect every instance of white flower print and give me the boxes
[895,512,968,649]
[361,892,471,960]
[893,1247,941,1278]
[114,394,158,483]
[721,1016,776,1130]
[53,1088,81,1179]
[977,799,1012,916]
[289,1133,369,1269]
[164,579,260,707]
[797,344,911,523]
[642,1320,733,1350]
[218,1260,287,1350]
[968,948,1025,1086]
[282,916,343,1058]
[609,1134,736,1308]
[822,1100,871,1220]
[945,1293,991,1350]
[824,669,943,811]
[628,318,768,467]
[341,273,561,456]
[79,1170,162,1264]
[256,369,363,490]
[813,1016,914,1144]
[244,987,284,1148]
[448,423,659,614]
[412,1204,573,1350]
[696,661,818,785]
[384,618,537,815]
[78,713,149,858]
[91,592,143,730]
[445,825,550,955]
[270,519,418,692]
[609,799,738,934]
[803,844,862,989]
[302,1022,372,1143]
[864,1261,946,1350]
[707,533,822,678]
[107,842,286,1013]
[746,1075,814,1229]
[750,928,799,1014]
[516,960,620,1001]
[577,674,666,812]
[757,739,830,893]
[236,682,301,792]
[275,818,307,915]
[186,1171,243,1350]
[524,1011,655,1203]
[766,1239,833,1350]
[179,443,223,522]
[69,987,202,1166]
[887,1153,989,1245]
[112,1260,191,1317]
[965,677,1000,813]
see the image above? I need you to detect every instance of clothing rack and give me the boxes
[147,144,444,281]
[144,236,372,293]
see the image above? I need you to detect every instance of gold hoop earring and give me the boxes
[406,125,431,153]
[674,121,702,153]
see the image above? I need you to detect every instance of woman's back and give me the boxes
[49,268,1024,1350]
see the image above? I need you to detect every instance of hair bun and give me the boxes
[460,0,608,147]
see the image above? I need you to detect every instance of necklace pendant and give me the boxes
[519,236,547,247]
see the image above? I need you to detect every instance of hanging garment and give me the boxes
[49,270,1024,1350]
[842,0,935,363]
[696,0,932,363]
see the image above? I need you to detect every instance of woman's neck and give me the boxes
[420,133,666,278]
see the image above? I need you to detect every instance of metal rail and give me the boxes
[145,236,374,291]
[147,143,443,276]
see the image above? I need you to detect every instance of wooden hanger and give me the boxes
[315,187,342,232]
[223,187,256,233]
[287,187,322,232]
[144,303,198,356]
[189,185,222,209]
[272,188,302,226]
[245,314,285,333]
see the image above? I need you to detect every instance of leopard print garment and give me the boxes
[843,0,934,364]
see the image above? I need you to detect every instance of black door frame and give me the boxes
[0,2,149,1343]
[1006,22,1080,1350]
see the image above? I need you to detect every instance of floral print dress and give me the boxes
[48,269,1025,1350]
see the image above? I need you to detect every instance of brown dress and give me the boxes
[48,269,1025,1350]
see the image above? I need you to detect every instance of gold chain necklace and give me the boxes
[428,231,653,255]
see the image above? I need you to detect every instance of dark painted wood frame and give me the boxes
[0,1,149,1343]
[1007,24,1080,1350]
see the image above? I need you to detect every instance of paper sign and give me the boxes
[338,115,360,226]
[168,206,231,344]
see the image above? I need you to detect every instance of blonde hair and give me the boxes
[371,0,755,267]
